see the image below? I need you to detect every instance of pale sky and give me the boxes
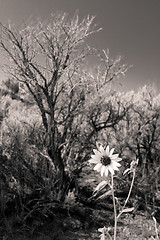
[0,0,160,92]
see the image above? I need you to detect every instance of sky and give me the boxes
[0,0,160,92]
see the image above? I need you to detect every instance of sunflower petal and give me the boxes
[113,165,120,171]
[111,154,119,159]
[91,154,100,161]
[94,163,102,171]
[106,145,109,154]
[99,145,105,154]
[113,161,121,167]
[114,157,122,162]
[105,168,109,177]
[109,148,115,156]
[89,158,99,164]
[93,149,102,156]
[96,142,102,151]
[97,167,102,172]
[108,166,114,175]
[100,165,106,176]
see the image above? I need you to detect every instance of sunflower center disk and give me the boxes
[100,156,111,166]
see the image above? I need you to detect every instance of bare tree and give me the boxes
[0,13,128,200]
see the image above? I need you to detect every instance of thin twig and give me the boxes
[111,174,117,240]
[117,171,135,220]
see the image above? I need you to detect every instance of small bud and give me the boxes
[123,159,138,175]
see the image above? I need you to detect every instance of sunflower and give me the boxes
[89,144,122,177]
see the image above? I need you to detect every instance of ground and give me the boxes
[1,166,160,240]
[2,214,160,239]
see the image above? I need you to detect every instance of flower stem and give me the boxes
[111,174,117,240]
[153,216,159,240]
[117,171,135,220]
